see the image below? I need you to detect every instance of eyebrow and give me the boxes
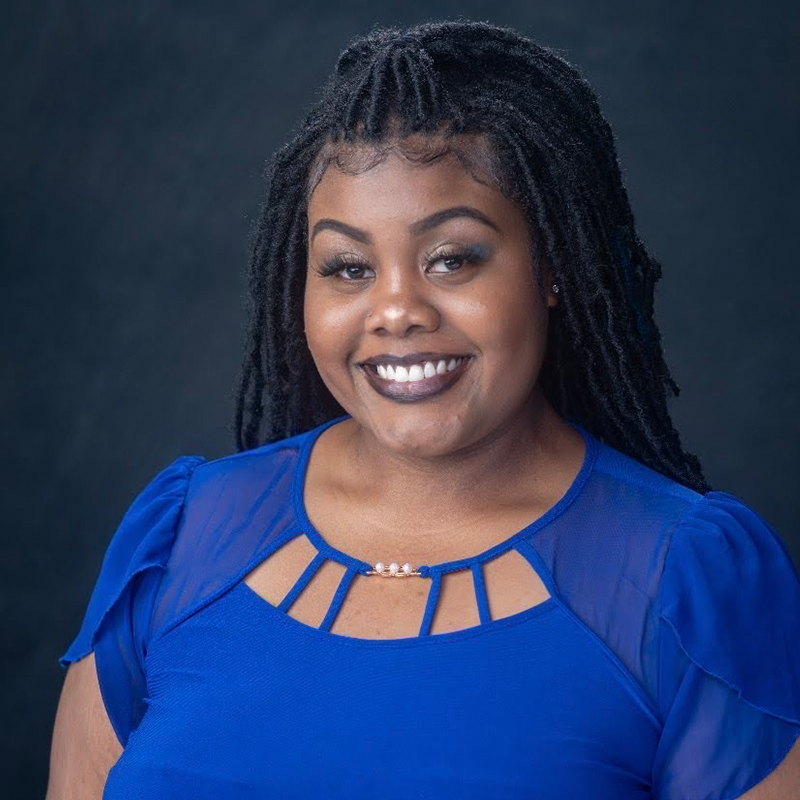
[309,205,501,245]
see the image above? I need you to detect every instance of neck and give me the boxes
[333,391,578,541]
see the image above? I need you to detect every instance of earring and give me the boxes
[552,283,559,293]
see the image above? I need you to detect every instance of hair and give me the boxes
[231,18,712,494]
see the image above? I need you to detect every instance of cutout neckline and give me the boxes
[291,414,598,577]
[236,578,561,648]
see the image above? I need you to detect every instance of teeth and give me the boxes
[372,357,468,383]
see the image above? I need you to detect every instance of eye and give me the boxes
[426,244,491,275]
[314,243,492,282]
[427,251,470,274]
[315,255,375,281]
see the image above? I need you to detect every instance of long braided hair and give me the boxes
[231,19,711,494]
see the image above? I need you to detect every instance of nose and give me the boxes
[365,269,440,337]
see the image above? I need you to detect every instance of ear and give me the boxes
[541,261,558,309]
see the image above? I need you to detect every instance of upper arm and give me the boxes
[46,652,123,800]
[651,491,800,798]
[736,734,800,799]
[52,453,205,779]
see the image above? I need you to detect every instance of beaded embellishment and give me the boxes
[366,561,422,577]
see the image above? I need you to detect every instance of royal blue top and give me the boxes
[59,414,800,799]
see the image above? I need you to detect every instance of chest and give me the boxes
[242,527,554,639]
[111,584,660,799]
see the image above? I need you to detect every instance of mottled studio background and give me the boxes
[2,0,799,796]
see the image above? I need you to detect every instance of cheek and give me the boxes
[303,289,361,366]
[503,292,546,356]
[454,281,545,364]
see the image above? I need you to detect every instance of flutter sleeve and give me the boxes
[58,454,206,748]
[651,490,800,800]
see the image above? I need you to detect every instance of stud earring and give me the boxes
[552,283,559,293]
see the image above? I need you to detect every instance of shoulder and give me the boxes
[185,428,310,499]
[150,427,319,630]
[172,428,314,532]
[174,426,313,527]
[563,435,800,737]
[563,434,795,667]
[591,434,702,511]
[655,483,800,720]
[568,436,704,582]
[588,435,797,600]
[178,415,352,524]
[637,479,800,798]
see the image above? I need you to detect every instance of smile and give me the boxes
[358,356,474,402]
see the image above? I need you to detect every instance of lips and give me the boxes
[358,356,474,402]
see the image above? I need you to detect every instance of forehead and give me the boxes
[306,134,507,225]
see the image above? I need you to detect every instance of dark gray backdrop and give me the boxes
[3,1,798,796]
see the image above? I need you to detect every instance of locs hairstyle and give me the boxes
[231,19,711,495]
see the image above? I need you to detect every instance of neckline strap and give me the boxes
[292,414,598,574]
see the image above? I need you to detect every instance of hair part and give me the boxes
[231,19,711,494]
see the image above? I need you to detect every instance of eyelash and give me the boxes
[315,245,489,281]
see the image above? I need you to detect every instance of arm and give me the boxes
[45,652,123,800]
[737,735,800,799]
[48,455,204,797]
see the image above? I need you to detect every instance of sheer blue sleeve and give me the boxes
[652,490,800,800]
[58,455,206,747]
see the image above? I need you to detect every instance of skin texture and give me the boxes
[46,653,122,799]
[738,736,800,799]
[304,138,588,555]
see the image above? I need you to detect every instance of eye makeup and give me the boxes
[314,242,494,281]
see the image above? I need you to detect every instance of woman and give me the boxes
[47,19,800,799]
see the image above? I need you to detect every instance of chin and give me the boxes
[367,410,474,456]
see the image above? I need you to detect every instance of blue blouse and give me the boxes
[59,414,800,799]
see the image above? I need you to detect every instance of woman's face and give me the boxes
[304,141,558,458]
